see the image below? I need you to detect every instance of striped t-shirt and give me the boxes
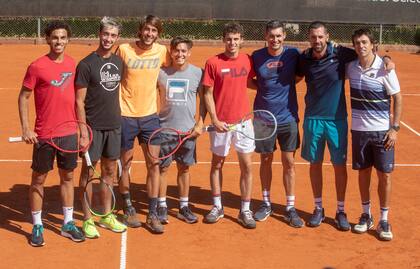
[346,55,400,131]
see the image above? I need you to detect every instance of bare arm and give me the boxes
[75,87,90,150]
[204,85,228,132]
[383,92,402,150]
[18,87,37,144]
[190,85,207,137]
[295,75,304,84]
[247,77,257,90]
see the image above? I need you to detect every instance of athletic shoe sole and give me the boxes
[177,213,198,224]
[237,218,256,229]
[60,231,85,242]
[307,216,325,227]
[29,240,45,247]
[335,220,351,231]
[204,214,224,224]
[354,222,374,234]
[98,222,127,233]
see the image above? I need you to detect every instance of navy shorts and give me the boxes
[255,121,300,153]
[31,134,78,173]
[352,130,394,173]
[121,114,160,150]
[160,136,197,168]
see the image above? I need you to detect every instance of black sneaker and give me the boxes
[157,206,169,224]
[30,224,45,247]
[61,221,85,242]
[307,207,325,227]
[284,208,304,228]
[335,211,351,231]
[354,213,374,234]
[253,203,272,222]
[177,206,198,224]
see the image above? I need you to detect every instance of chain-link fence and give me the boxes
[1,17,419,45]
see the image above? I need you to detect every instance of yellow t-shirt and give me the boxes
[117,42,170,117]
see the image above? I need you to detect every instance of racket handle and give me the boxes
[9,136,23,142]
[84,151,93,166]
[204,126,216,132]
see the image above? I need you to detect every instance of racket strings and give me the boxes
[251,111,277,140]
[85,178,115,217]
[149,128,182,159]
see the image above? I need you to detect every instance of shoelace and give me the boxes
[210,207,220,215]
[34,226,43,237]
[243,210,253,219]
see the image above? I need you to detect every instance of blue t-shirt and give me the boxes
[298,43,357,120]
[252,46,300,124]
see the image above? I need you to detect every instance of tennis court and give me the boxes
[0,43,419,269]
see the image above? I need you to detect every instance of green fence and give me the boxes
[1,17,419,45]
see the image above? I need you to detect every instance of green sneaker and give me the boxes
[99,214,127,233]
[61,221,85,242]
[83,218,100,239]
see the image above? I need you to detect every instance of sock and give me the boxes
[149,197,158,214]
[241,200,250,212]
[32,210,42,226]
[314,197,322,209]
[286,195,295,211]
[262,190,271,206]
[121,192,132,208]
[63,207,73,224]
[362,201,371,216]
[158,197,167,208]
[213,195,222,209]
[380,207,389,221]
[179,197,188,209]
[337,201,345,213]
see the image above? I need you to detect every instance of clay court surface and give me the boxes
[0,43,419,269]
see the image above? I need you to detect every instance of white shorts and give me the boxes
[209,119,255,157]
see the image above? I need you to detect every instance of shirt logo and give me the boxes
[51,72,73,87]
[221,67,248,78]
[100,63,121,91]
[166,79,189,105]
[127,57,159,69]
[266,61,283,69]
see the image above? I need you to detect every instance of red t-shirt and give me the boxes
[23,54,77,139]
[202,53,255,123]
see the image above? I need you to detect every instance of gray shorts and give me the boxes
[255,121,300,153]
[88,128,121,162]
[160,136,197,168]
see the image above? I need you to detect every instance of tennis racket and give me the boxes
[83,151,116,217]
[207,109,278,141]
[9,120,93,153]
[147,127,197,160]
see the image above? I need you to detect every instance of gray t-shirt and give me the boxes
[158,64,203,132]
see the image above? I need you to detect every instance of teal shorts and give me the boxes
[301,118,347,164]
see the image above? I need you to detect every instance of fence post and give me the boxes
[36,17,42,44]
[379,24,383,45]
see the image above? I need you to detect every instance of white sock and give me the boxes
[380,207,389,221]
[241,200,250,212]
[286,195,295,211]
[362,201,371,216]
[337,201,345,213]
[32,210,42,226]
[63,207,73,224]
[213,195,222,209]
[262,190,271,206]
[314,197,322,209]
[158,197,167,208]
[179,197,188,209]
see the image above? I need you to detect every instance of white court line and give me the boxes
[400,120,420,136]
[1,159,420,167]
[120,231,127,269]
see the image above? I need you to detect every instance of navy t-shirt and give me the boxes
[75,52,123,130]
[297,43,357,120]
[252,46,300,124]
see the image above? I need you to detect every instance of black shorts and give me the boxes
[255,121,300,153]
[351,130,395,173]
[31,134,78,173]
[88,127,121,162]
[121,114,160,150]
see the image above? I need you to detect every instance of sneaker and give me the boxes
[307,207,325,227]
[61,221,85,242]
[354,213,374,234]
[157,206,169,224]
[284,208,304,228]
[83,218,100,239]
[30,224,45,247]
[204,206,224,224]
[335,211,351,231]
[99,214,127,233]
[177,206,198,224]
[146,212,164,234]
[377,220,393,241]
[123,206,142,228]
[238,210,256,229]
[254,203,272,222]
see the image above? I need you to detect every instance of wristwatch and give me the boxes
[391,125,400,132]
